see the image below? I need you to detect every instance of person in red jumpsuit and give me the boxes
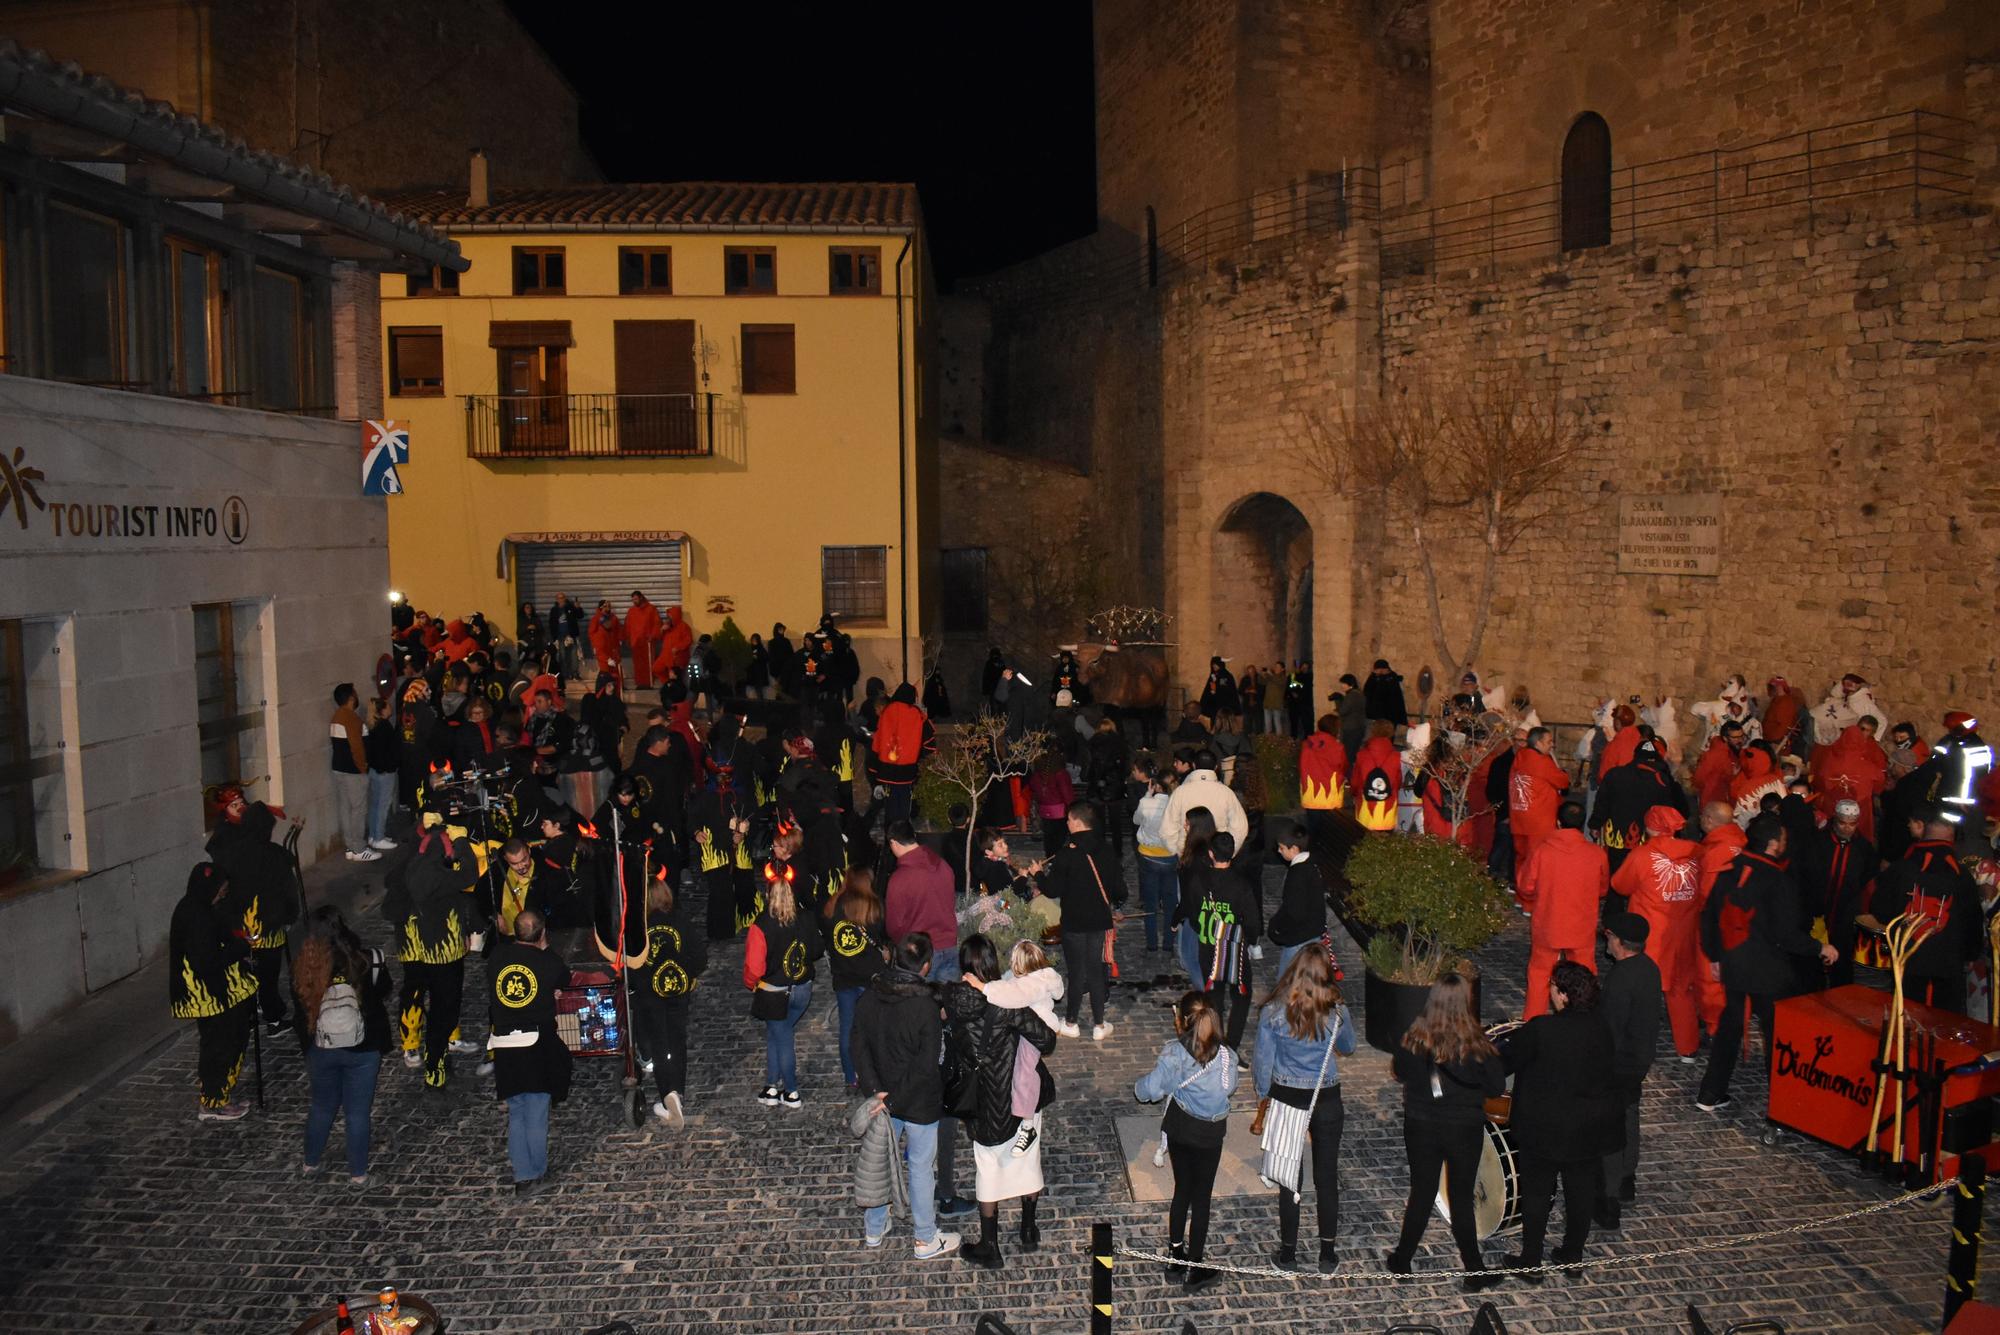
[588,600,624,688]
[1612,804,1705,1059]
[1693,800,1746,1047]
[1516,801,1607,1018]
[1691,720,1745,810]
[651,603,694,691]
[1809,718,1888,840]
[1594,705,1641,781]
[625,592,664,690]
[1350,720,1401,833]
[1509,726,1570,878]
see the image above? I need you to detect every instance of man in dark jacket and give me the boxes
[1596,913,1662,1227]
[1333,673,1368,759]
[1363,658,1409,727]
[1036,802,1122,1038]
[1696,815,1838,1112]
[1863,808,1983,1013]
[1795,797,1877,991]
[1503,961,1620,1277]
[169,862,258,1121]
[1485,727,1526,888]
[489,909,571,1196]
[1589,736,1688,876]
[1267,822,1328,976]
[854,933,961,1259]
[207,789,302,1035]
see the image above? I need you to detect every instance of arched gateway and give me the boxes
[1211,492,1314,669]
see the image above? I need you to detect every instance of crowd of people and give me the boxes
[167,612,1999,1283]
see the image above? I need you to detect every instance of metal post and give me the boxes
[1711,149,1720,247]
[1805,129,1815,234]
[1913,109,1924,217]
[1091,1222,1113,1334]
[1946,1157,1987,1326]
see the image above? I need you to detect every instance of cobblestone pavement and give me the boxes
[0,849,1962,1334]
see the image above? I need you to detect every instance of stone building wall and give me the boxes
[1427,0,1997,201]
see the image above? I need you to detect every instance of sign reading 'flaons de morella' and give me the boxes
[1616,493,1721,576]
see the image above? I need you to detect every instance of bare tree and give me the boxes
[1085,605,1173,645]
[990,511,1110,659]
[1289,366,1594,682]
[925,715,1050,876]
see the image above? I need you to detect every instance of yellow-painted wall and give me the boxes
[379,228,932,684]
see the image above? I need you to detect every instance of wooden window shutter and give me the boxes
[489,321,574,349]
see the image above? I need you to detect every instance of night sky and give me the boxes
[503,3,1100,288]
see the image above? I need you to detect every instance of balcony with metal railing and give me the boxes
[462,392,722,460]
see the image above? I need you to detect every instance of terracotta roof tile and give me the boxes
[374,181,920,232]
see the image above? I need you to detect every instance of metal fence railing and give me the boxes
[463,392,719,460]
[966,108,1978,316]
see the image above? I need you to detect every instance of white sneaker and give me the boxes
[914,1232,961,1260]
[344,850,362,861]
[476,1059,495,1077]
[1152,1140,1168,1168]
[1092,1023,1114,1042]
[663,1090,685,1130]
[369,838,399,851]
[348,847,383,862]
[402,1051,422,1069]
[1057,1020,1081,1039]
[448,1038,481,1055]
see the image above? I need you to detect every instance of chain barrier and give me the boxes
[1117,1183,1944,1283]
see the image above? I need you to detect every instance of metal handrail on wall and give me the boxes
[463,392,718,459]
[968,108,1977,315]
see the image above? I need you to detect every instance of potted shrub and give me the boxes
[1344,833,1512,1052]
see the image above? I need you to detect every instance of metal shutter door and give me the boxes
[516,542,683,615]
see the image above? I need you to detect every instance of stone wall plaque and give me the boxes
[1616,493,1721,576]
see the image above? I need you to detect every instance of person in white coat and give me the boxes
[1161,748,1248,856]
[1811,673,1886,747]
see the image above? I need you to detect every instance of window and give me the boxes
[389,326,444,397]
[618,247,674,294]
[166,238,224,398]
[250,267,307,411]
[741,324,795,395]
[1560,112,1613,252]
[0,618,74,881]
[406,265,461,297]
[821,546,888,623]
[194,602,266,807]
[939,547,989,634]
[513,247,566,295]
[829,246,881,295]
[46,203,127,384]
[724,246,776,295]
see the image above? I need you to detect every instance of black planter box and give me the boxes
[1362,966,1482,1054]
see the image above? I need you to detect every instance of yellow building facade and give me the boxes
[375,181,935,685]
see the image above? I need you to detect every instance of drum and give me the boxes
[1435,1120,1521,1239]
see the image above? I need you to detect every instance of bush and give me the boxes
[1255,732,1300,812]
[710,617,751,685]
[914,768,957,831]
[1345,833,1511,984]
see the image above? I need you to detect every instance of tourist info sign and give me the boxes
[1616,493,1722,576]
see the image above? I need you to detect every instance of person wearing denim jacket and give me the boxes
[1252,947,1357,1273]
[1134,992,1237,1291]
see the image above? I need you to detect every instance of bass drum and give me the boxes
[1435,1120,1522,1240]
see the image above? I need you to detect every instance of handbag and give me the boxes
[750,983,790,1021]
[1085,852,1120,980]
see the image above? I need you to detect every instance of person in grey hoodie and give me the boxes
[1134,990,1237,1292]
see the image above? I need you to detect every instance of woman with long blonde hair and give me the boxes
[823,867,888,1092]
[1250,944,1356,1273]
[292,905,390,1183]
[743,862,822,1109]
[1385,972,1504,1288]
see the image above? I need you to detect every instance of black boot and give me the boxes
[1018,1197,1041,1251]
[1593,1197,1621,1230]
[1183,1249,1219,1292]
[1164,1240,1188,1279]
[1618,1174,1636,1203]
[1272,1243,1300,1272]
[1317,1240,1339,1274]
[961,1211,1003,1269]
[1382,1249,1411,1275]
